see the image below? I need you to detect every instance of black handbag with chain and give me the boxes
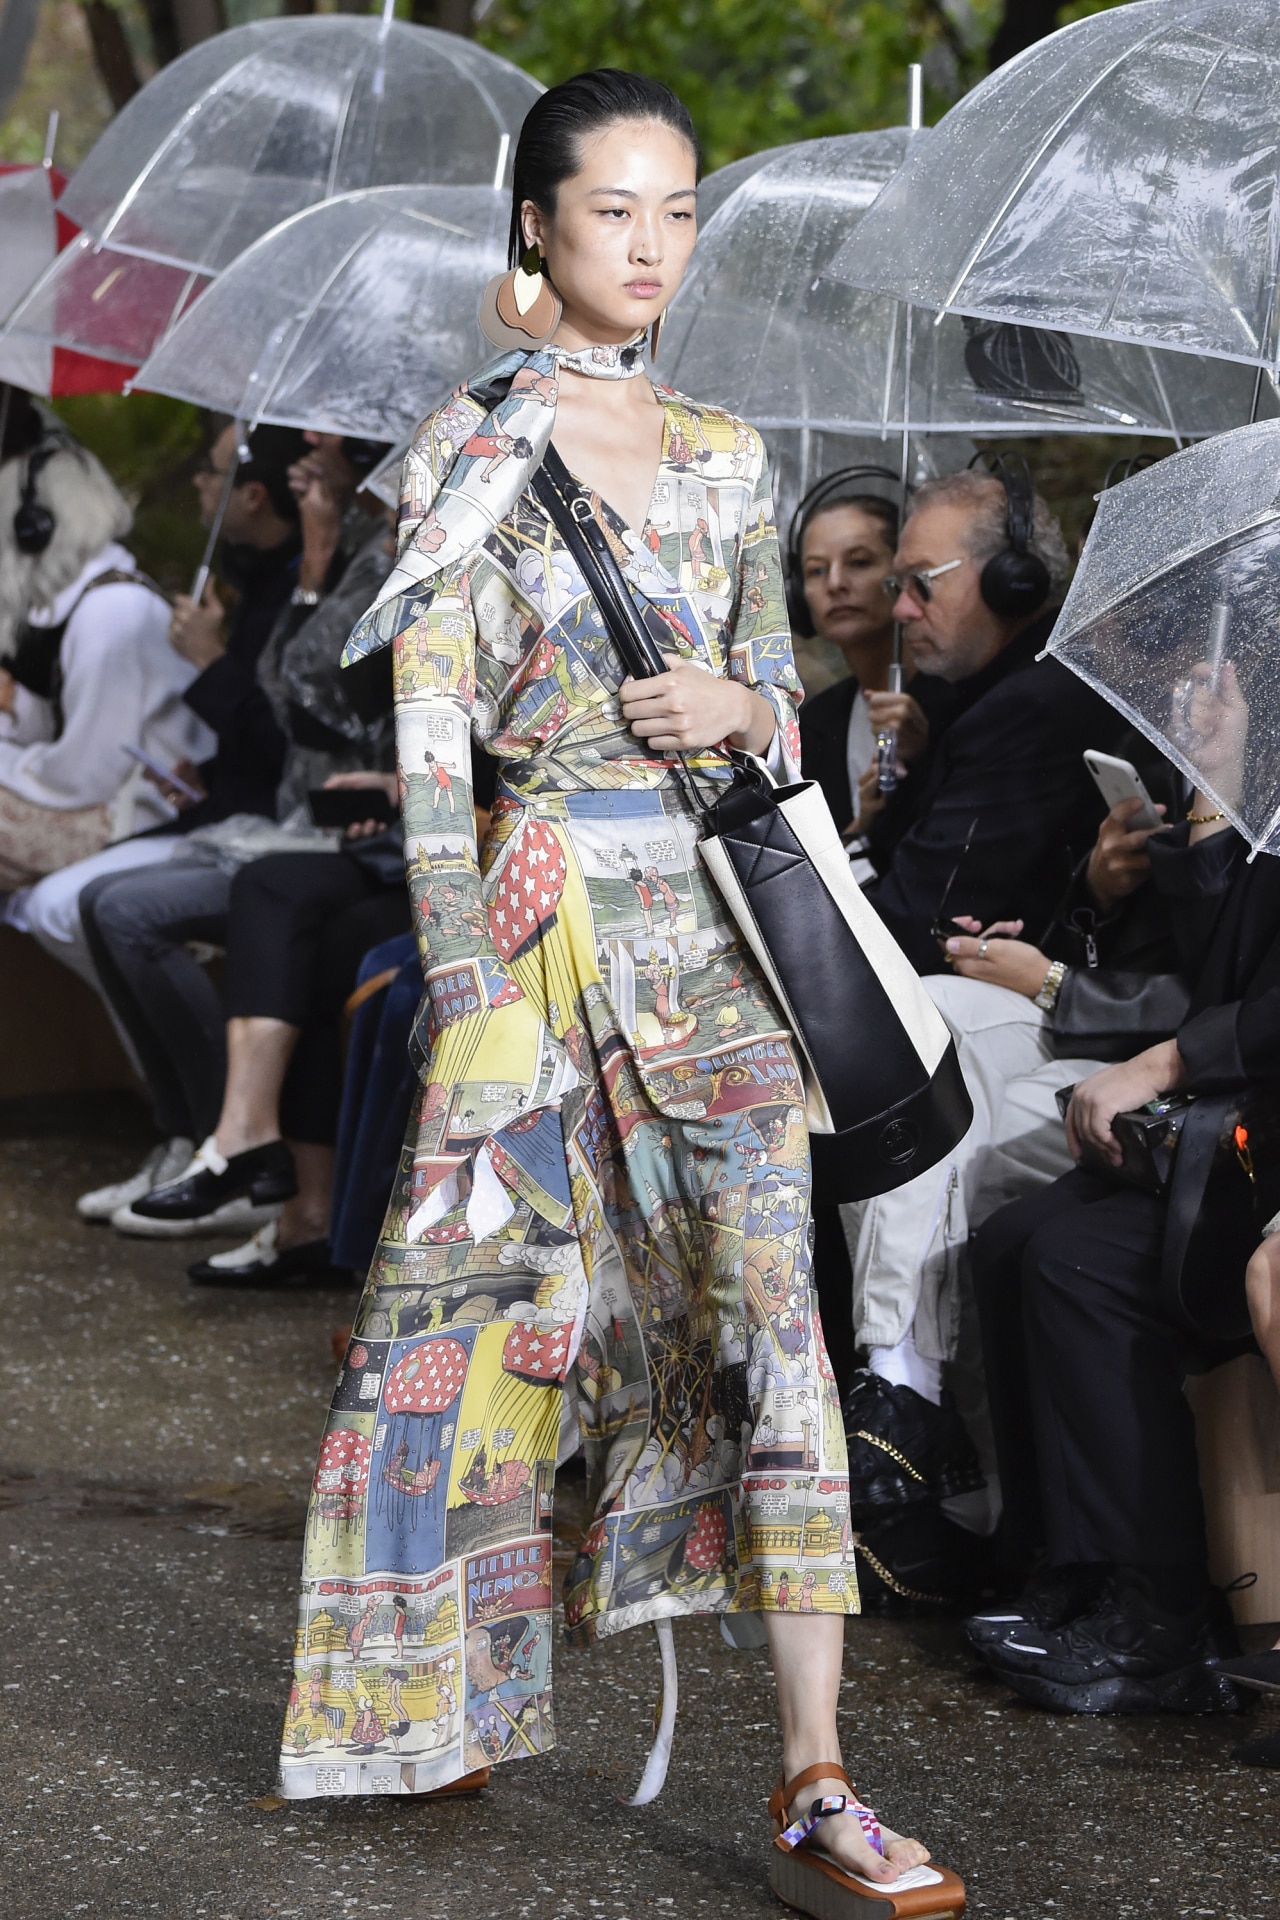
[532,448,973,1202]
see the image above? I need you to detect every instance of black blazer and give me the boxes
[862,614,1128,973]
[798,671,959,836]
[798,675,861,830]
[1146,826,1280,1092]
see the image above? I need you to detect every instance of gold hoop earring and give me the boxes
[479,244,564,350]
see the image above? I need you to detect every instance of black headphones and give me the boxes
[785,465,902,637]
[966,450,1050,619]
[13,444,58,556]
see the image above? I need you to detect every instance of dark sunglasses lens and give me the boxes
[883,573,931,604]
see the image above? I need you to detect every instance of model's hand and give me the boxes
[865,689,929,764]
[170,581,226,668]
[0,667,15,715]
[324,769,400,839]
[944,919,1056,997]
[1086,797,1166,915]
[620,656,775,756]
[1065,1039,1185,1166]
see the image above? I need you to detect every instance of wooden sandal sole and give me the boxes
[770,1847,966,1919]
[421,1766,491,1798]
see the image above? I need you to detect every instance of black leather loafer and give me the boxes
[188,1224,353,1289]
[130,1135,297,1220]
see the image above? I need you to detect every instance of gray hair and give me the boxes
[910,469,1071,603]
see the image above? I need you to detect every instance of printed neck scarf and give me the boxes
[344,335,648,662]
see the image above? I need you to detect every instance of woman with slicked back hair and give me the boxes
[280,69,951,1914]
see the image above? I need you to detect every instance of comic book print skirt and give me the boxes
[280,781,855,1800]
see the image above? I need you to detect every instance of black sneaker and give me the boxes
[961,1562,1110,1656]
[130,1134,297,1221]
[979,1582,1243,1715]
[841,1369,984,1519]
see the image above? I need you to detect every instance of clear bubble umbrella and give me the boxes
[132,185,506,441]
[661,121,1279,458]
[0,8,538,373]
[1047,420,1280,854]
[825,0,1280,397]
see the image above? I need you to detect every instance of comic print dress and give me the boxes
[280,384,856,1801]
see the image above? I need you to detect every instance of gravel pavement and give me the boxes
[1,1094,1276,1920]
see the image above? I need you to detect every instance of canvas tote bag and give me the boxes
[532,448,972,1201]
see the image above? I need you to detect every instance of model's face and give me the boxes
[523,119,698,346]
[890,500,1006,681]
[800,504,895,655]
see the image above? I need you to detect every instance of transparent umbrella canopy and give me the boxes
[0,12,538,371]
[133,185,506,442]
[1048,420,1280,853]
[825,0,1280,382]
[661,126,1278,446]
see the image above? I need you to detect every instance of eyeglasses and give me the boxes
[881,557,964,604]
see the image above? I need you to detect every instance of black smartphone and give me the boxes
[308,786,396,829]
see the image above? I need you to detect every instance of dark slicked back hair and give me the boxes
[508,68,701,265]
[210,418,308,523]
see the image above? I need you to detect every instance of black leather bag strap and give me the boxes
[531,444,717,820]
[531,445,671,680]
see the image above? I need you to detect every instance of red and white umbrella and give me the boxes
[0,162,132,396]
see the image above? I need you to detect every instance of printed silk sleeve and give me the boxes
[725,432,803,780]
[391,431,522,1053]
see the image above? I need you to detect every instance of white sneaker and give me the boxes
[77,1137,194,1223]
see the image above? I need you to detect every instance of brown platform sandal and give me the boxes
[422,1767,490,1797]
[767,1763,965,1919]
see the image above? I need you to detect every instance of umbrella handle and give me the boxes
[189,432,244,601]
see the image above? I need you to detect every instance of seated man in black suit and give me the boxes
[863,463,1125,973]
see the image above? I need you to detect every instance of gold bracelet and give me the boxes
[1186,809,1225,825]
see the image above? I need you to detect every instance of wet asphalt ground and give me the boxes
[0,1092,1277,1920]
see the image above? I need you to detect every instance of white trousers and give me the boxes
[5,834,188,989]
[840,973,1105,1361]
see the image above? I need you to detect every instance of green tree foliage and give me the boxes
[479,0,1000,171]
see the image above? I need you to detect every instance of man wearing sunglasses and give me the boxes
[862,468,1124,972]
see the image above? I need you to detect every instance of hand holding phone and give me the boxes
[1083,750,1163,833]
[308,786,396,830]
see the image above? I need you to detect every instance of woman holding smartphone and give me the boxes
[278,67,953,1917]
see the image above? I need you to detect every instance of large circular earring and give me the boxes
[478,243,564,351]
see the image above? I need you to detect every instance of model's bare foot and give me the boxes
[783,1773,931,1884]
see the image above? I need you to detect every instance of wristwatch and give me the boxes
[291,584,323,607]
[1033,959,1068,1012]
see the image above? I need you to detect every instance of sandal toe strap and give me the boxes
[776,1794,884,1857]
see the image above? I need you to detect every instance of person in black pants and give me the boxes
[966,785,1280,1714]
[80,801,411,1281]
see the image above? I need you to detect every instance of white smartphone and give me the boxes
[1083,749,1163,832]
